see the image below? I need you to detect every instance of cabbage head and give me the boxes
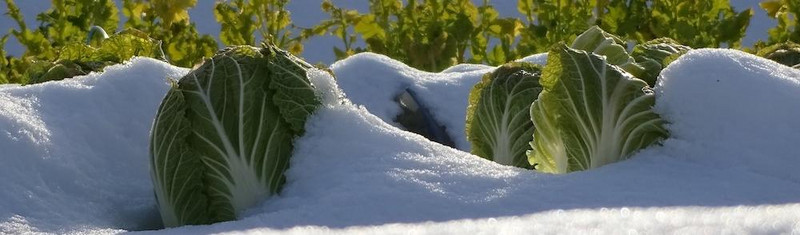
[528,44,667,174]
[149,44,321,227]
[466,62,542,168]
[631,38,691,85]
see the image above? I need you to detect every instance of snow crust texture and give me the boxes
[330,52,548,151]
[1,50,799,234]
[655,49,800,183]
[0,58,187,234]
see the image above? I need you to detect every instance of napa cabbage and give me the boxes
[631,38,692,85]
[465,62,543,168]
[528,44,668,174]
[571,27,690,86]
[149,43,321,227]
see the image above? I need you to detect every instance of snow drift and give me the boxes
[0,49,799,234]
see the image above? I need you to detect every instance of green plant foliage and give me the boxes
[516,0,596,57]
[1,0,120,84]
[0,35,13,84]
[760,0,800,44]
[149,43,322,227]
[214,0,305,54]
[648,0,751,48]
[756,42,800,67]
[528,44,668,174]
[631,38,692,85]
[466,62,542,168]
[26,30,165,84]
[123,0,217,67]
[317,0,505,71]
[570,26,646,78]
[308,0,364,59]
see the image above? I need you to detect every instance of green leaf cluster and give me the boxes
[1,0,120,84]
[516,0,749,57]
[466,62,543,168]
[316,0,526,71]
[26,30,165,84]
[150,43,322,227]
[467,27,681,173]
[570,27,691,86]
[122,0,218,67]
[0,0,218,84]
[760,0,800,44]
[313,0,749,72]
[756,42,800,68]
[214,0,305,55]
[307,0,364,59]
[528,44,668,173]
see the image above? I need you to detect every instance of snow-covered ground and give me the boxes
[0,48,799,234]
[0,0,775,65]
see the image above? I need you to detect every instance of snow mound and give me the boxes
[330,53,549,151]
[330,52,492,150]
[655,49,800,183]
[161,49,800,233]
[1,50,799,234]
[0,58,187,234]
[515,53,548,65]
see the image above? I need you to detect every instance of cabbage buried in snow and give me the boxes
[149,44,321,227]
[466,62,543,168]
[528,44,668,174]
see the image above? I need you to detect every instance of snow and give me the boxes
[330,53,548,150]
[331,53,491,150]
[654,49,800,184]
[0,58,187,234]
[1,49,800,234]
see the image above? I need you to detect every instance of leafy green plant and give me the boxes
[760,0,800,44]
[26,30,165,84]
[1,0,120,84]
[214,0,305,54]
[756,42,800,68]
[570,26,646,78]
[647,0,751,48]
[0,35,17,83]
[318,0,492,71]
[528,44,668,174]
[516,0,596,57]
[570,26,690,86]
[307,0,365,59]
[122,0,217,67]
[465,62,542,168]
[149,43,322,227]
[631,38,692,85]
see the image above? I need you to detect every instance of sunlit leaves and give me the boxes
[214,0,305,55]
[760,0,800,44]
[152,0,196,26]
[123,0,217,67]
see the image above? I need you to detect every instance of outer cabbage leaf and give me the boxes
[756,42,800,68]
[631,38,692,85]
[150,44,321,227]
[571,26,646,78]
[466,62,542,168]
[528,44,668,174]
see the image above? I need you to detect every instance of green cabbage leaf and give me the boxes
[528,44,668,174]
[466,62,543,168]
[631,38,692,85]
[570,26,646,79]
[149,44,321,227]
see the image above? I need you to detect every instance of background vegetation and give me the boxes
[1,0,799,84]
